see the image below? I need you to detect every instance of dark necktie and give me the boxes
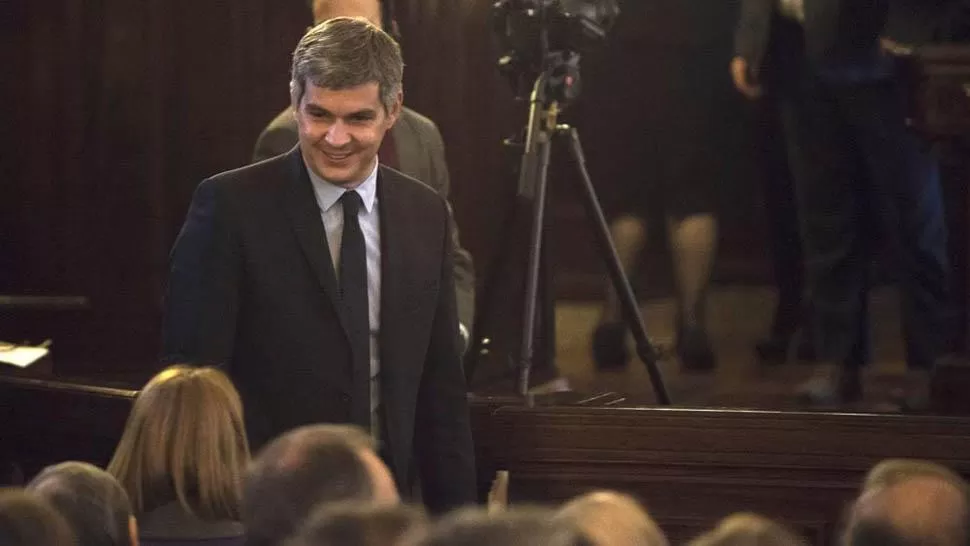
[339,190,371,430]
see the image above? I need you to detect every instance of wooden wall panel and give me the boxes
[0,0,307,371]
[472,400,970,545]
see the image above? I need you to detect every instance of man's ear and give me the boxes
[129,516,139,546]
[290,80,301,112]
[386,89,404,125]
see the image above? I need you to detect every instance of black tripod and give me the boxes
[510,72,671,404]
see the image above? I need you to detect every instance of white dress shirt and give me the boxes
[306,158,382,438]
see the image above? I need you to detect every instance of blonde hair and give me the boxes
[557,491,668,546]
[689,513,808,546]
[107,365,249,520]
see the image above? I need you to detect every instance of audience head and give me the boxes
[0,487,77,546]
[107,365,249,520]
[419,506,592,546]
[284,502,427,546]
[845,474,969,546]
[243,424,398,546]
[556,491,667,546]
[689,513,807,546]
[28,462,135,546]
[861,459,968,495]
[311,0,383,28]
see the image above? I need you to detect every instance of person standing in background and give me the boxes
[733,0,961,408]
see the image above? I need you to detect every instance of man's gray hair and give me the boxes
[290,16,403,112]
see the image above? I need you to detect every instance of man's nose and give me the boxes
[325,122,351,147]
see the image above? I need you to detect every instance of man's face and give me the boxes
[294,81,401,187]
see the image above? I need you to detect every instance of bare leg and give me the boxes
[667,213,717,326]
[667,213,718,370]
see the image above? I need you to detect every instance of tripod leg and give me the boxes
[517,134,554,395]
[563,127,672,405]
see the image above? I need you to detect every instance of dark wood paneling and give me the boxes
[0,375,138,481]
[471,397,970,545]
[1,0,307,371]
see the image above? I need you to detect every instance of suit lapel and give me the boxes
[281,148,352,340]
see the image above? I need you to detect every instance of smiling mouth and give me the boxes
[323,150,353,162]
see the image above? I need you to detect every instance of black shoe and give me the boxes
[794,332,817,362]
[591,322,629,369]
[677,323,716,372]
[795,336,816,362]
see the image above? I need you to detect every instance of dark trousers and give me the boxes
[757,93,872,365]
[757,96,804,338]
[780,66,951,370]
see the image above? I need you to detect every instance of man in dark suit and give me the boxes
[162,17,476,512]
[733,0,960,407]
[253,0,475,349]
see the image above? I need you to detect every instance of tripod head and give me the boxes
[492,0,619,109]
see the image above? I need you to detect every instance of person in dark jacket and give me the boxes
[732,0,963,407]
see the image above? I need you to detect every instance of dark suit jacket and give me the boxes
[161,148,477,512]
[735,0,889,79]
[252,107,475,333]
[735,0,964,81]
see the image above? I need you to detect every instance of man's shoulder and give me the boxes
[263,106,298,135]
[204,152,294,197]
[398,107,443,142]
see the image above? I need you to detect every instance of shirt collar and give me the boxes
[305,157,379,214]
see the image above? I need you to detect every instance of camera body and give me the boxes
[492,0,619,103]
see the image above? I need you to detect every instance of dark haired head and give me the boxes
[285,502,427,546]
[244,424,396,546]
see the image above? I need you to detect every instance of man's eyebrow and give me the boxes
[303,105,377,118]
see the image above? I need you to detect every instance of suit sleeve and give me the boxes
[161,179,241,367]
[425,122,476,337]
[413,197,477,513]
[734,0,774,68]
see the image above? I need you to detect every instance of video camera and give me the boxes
[492,0,619,105]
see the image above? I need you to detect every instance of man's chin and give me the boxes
[313,164,360,186]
